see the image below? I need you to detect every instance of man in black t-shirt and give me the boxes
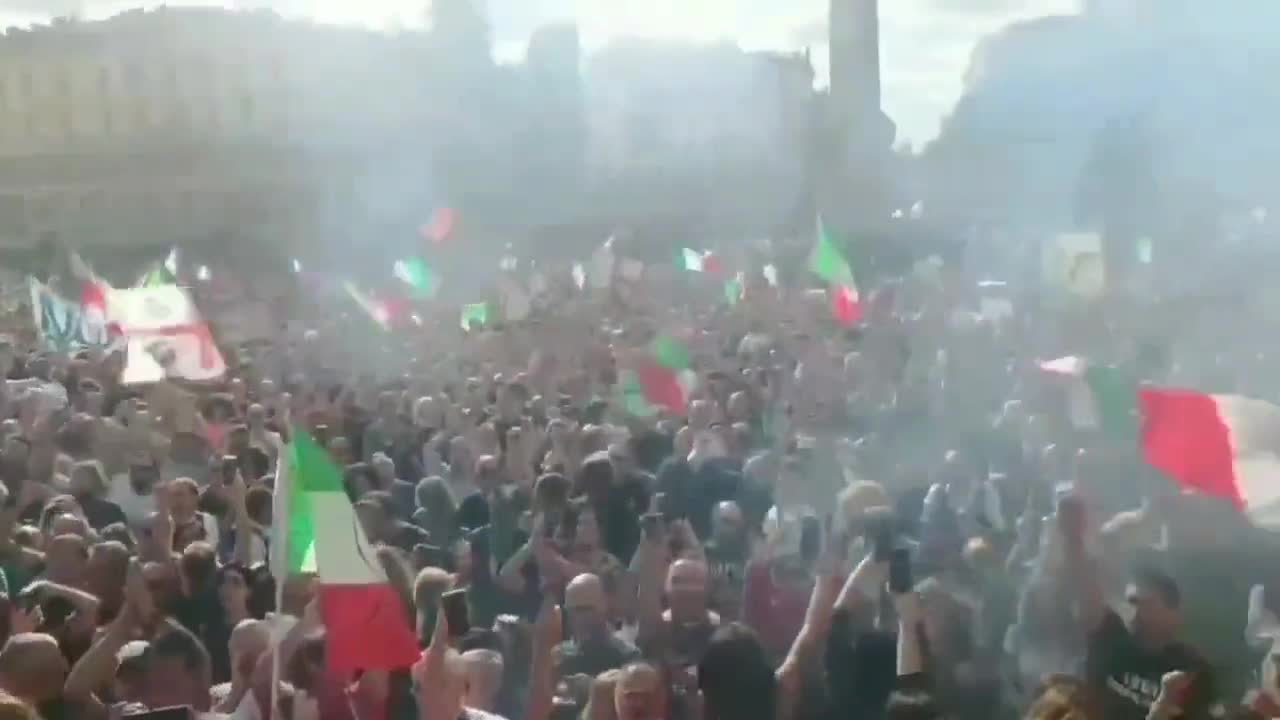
[554,573,640,679]
[1064,492,1217,719]
[704,501,750,621]
[1084,566,1216,719]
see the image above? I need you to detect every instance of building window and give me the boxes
[97,66,110,95]
[103,107,113,135]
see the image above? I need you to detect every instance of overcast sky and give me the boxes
[0,0,1079,145]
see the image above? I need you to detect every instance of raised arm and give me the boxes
[1059,495,1107,632]
[634,519,670,655]
[895,591,926,678]
[776,536,847,720]
[523,597,562,720]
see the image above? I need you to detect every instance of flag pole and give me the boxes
[269,435,291,719]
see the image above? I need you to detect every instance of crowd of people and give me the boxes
[0,245,1276,720]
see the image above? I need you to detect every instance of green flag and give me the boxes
[394,258,439,299]
[1041,357,1138,439]
[651,335,690,370]
[460,303,488,331]
[137,262,174,288]
[1083,365,1139,440]
[808,218,855,287]
[723,275,743,305]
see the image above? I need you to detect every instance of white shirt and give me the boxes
[763,504,815,557]
[108,473,157,529]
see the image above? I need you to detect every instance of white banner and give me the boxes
[111,285,226,384]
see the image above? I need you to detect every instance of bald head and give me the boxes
[712,502,745,543]
[461,649,504,711]
[666,559,709,622]
[229,619,270,659]
[565,573,608,641]
[49,513,88,539]
[46,533,88,584]
[0,633,67,702]
[614,662,665,720]
[668,559,708,588]
[566,573,605,608]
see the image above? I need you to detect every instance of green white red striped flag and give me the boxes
[271,431,421,672]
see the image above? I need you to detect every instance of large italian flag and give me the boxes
[272,431,421,672]
[1139,388,1280,530]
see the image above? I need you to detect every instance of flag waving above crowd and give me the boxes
[111,284,225,384]
[272,431,421,672]
[28,277,111,351]
[6,221,1280,720]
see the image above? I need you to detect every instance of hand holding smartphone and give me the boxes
[122,706,194,719]
[888,547,913,595]
[441,588,471,639]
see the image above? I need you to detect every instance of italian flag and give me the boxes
[632,335,697,414]
[680,248,721,275]
[1038,356,1138,437]
[1139,389,1280,530]
[393,257,439,299]
[272,431,421,672]
[342,281,393,330]
[809,219,861,327]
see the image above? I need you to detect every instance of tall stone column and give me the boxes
[824,0,893,227]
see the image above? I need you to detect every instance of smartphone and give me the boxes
[413,544,452,572]
[440,588,471,638]
[122,706,194,719]
[641,513,664,542]
[654,492,669,521]
[221,455,239,484]
[888,547,913,594]
[799,516,821,566]
[868,511,896,563]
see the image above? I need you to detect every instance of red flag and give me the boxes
[831,285,862,327]
[636,361,686,414]
[421,207,457,244]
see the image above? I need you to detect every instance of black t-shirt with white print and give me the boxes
[1085,611,1217,720]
